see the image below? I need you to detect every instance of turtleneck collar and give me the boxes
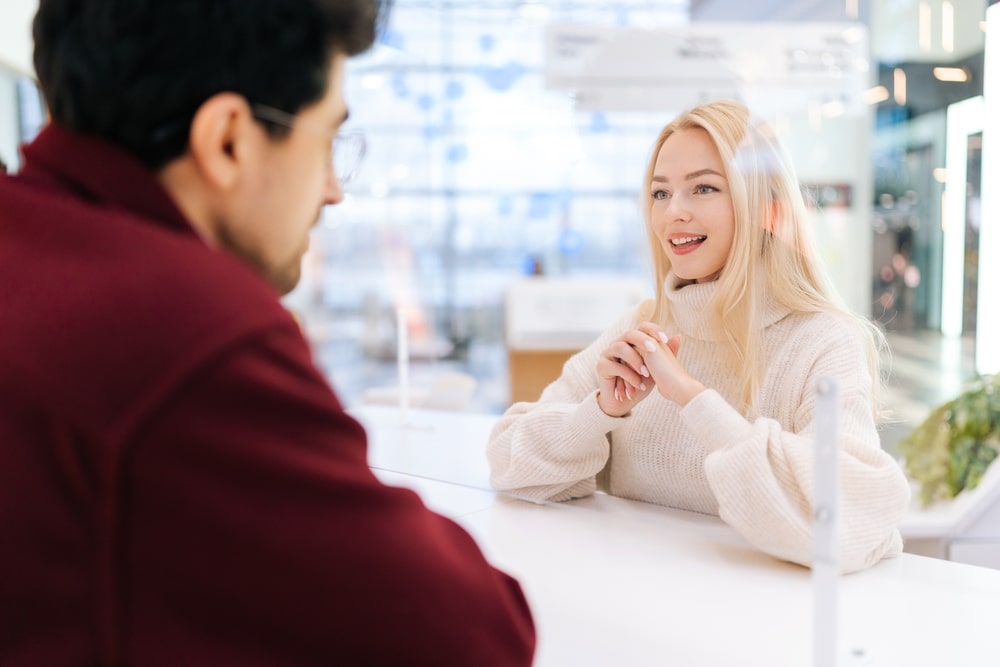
[662,271,791,342]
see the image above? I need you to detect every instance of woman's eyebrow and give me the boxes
[684,168,724,180]
[651,168,724,184]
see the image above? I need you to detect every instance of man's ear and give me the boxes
[187,92,255,191]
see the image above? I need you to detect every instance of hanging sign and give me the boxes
[545,22,869,115]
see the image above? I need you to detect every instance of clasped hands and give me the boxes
[596,322,705,417]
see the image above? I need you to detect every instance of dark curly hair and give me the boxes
[33,0,389,169]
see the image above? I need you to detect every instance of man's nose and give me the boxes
[324,172,345,206]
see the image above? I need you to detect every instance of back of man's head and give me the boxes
[32,0,385,170]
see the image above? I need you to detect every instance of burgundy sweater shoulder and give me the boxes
[0,131,534,666]
[0,165,293,441]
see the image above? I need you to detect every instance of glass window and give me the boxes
[287,1,690,410]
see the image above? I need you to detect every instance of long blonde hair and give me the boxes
[641,100,886,415]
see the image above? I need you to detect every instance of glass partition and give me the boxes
[283,2,692,410]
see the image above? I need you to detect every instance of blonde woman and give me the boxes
[487,100,910,573]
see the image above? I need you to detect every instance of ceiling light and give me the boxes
[933,67,970,82]
[894,68,907,105]
[919,2,931,52]
[865,86,889,105]
[942,1,955,53]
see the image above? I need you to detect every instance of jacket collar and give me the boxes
[19,123,196,236]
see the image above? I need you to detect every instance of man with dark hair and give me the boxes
[0,1,535,665]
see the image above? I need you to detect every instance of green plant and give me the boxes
[897,374,1000,506]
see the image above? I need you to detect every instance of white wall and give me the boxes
[0,0,38,76]
[0,68,19,170]
[0,0,38,171]
[785,114,873,318]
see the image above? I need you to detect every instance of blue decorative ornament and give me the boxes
[559,228,585,256]
[445,80,465,100]
[446,144,469,163]
[589,112,610,133]
[422,125,443,141]
[556,188,574,209]
[392,72,409,98]
[497,194,514,216]
[480,61,525,92]
[521,254,544,276]
[379,30,405,50]
[416,94,435,111]
[479,34,496,52]
[528,192,555,219]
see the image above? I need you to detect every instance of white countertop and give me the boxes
[354,405,1000,666]
[352,404,497,489]
[460,492,1000,667]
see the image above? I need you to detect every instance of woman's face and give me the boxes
[649,127,735,284]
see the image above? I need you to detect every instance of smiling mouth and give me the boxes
[670,235,707,247]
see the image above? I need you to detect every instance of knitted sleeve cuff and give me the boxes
[573,389,630,437]
[680,389,753,452]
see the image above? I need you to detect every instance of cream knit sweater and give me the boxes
[487,275,911,573]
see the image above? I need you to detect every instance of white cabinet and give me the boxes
[504,276,649,403]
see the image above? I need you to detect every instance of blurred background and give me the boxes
[1,0,996,454]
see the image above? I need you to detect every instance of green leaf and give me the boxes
[900,374,1000,506]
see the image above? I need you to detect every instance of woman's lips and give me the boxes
[668,235,706,255]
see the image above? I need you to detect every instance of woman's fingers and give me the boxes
[597,355,646,396]
[596,333,660,416]
[633,322,671,347]
[603,340,648,382]
[600,325,702,409]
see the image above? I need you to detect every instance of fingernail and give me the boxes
[626,386,633,400]
[614,388,621,402]
[640,382,647,391]
[640,365,649,377]
[644,340,657,352]
[658,332,669,343]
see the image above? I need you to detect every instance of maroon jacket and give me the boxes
[0,125,534,666]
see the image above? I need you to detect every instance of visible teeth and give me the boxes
[671,236,706,246]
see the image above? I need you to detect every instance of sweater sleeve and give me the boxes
[121,322,535,667]
[681,333,911,574]
[486,313,634,503]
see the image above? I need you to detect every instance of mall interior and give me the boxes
[2,0,999,576]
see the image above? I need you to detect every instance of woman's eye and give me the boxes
[695,184,717,195]
[652,190,669,200]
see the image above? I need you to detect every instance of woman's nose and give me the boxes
[667,194,691,221]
